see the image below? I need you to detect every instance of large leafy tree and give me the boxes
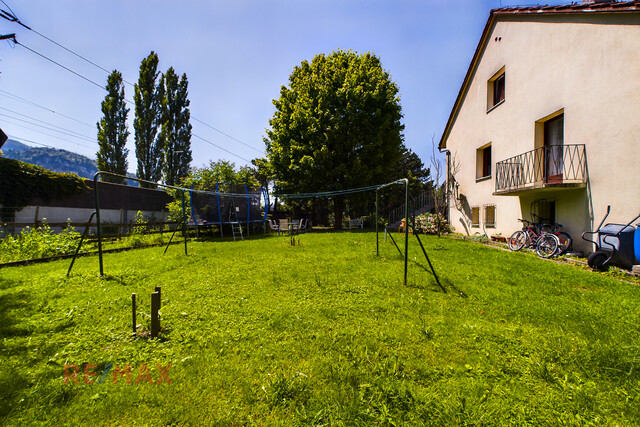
[97,70,129,184]
[134,51,163,188]
[264,49,405,228]
[159,67,192,186]
[184,160,259,192]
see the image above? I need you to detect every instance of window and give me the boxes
[476,143,492,180]
[471,206,480,227]
[484,204,496,228]
[487,67,505,111]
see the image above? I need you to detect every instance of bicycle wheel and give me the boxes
[535,233,559,258]
[555,231,572,255]
[508,230,528,251]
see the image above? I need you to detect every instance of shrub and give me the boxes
[415,213,451,235]
[0,219,80,262]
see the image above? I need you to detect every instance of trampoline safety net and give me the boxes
[189,184,268,225]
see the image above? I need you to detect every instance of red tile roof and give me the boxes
[439,1,640,150]
[493,1,640,15]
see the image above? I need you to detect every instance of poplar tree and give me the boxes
[134,51,163,188]
[159,67,192,186]
[97,70,129,184]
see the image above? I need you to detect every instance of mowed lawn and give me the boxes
[1,231,640,425]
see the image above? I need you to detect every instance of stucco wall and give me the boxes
[444,13,640,254]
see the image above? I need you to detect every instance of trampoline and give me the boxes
[189,184,269,237]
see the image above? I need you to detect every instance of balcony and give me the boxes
[494,144,587,195]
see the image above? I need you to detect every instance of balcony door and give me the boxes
[544,114,564,183]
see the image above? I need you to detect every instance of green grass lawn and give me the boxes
[1,231,640,425]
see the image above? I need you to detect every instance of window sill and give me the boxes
[486,99,505,114]
[476,175,492,183]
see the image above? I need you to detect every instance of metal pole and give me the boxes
[182,190,188,255]
[404,178,409,286]
[93,173,104,276]
[376,189,379,256]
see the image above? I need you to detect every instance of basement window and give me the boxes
[484,204,496,228]
[471,206,480,228]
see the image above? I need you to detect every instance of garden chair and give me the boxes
[279,219,289,235]
[268,219,280,234]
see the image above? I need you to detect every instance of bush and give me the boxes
[0,220,80,263]
[414,213,451,235]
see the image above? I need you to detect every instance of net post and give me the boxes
[182,190,187,255]
[404,178,409,287]
[376,188,379,256]
[93,172,104,276]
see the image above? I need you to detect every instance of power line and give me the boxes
[3,13,259,164]
[0,89,95,128]
[3,119,96,150]
[5,134,61,150]
[0,108,98,143]
[15,40,106,90]
[192,117,264,154]
[192,133,253,164]
[0,3,135,86]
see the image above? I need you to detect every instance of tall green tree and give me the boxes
[184,160,259,192]
[97,70,129,184]
[134,51,163,188]
[264,49,405,228]
[159,67,192,186]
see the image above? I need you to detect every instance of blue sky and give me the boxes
[0,0,568,174]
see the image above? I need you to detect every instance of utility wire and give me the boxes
[193,133,252,163]
[5,134,59,150]
[15,41,106,90]
[3,119,96,150]
[0,108,98,143]
[0,89,95,128]
[192,117,263,154]
[3,10,260,163]
[0,3,134,86]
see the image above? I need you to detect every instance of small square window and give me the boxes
[484,204,496,228]
[471,206,480,227]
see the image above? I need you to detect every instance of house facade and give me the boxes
[439,0,640,254]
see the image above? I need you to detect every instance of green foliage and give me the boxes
[264,49,405,227]
[183,160,259,192]
[134,51,164,188]
[97,70,129,184]
[0,157,87,222]
[0,220,80,262]
[414,212,452,235]
[2,233,640,424]
[160,67,192,186]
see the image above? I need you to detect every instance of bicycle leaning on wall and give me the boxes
[508,218,561,258]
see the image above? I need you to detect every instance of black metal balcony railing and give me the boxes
[495,144,587,194]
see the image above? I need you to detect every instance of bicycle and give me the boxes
[528,213,573,256]
[508,218,560,258]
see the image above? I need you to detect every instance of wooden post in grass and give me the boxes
[151,292,160,338]
[131,293,137,335]
[154,286,162,309]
